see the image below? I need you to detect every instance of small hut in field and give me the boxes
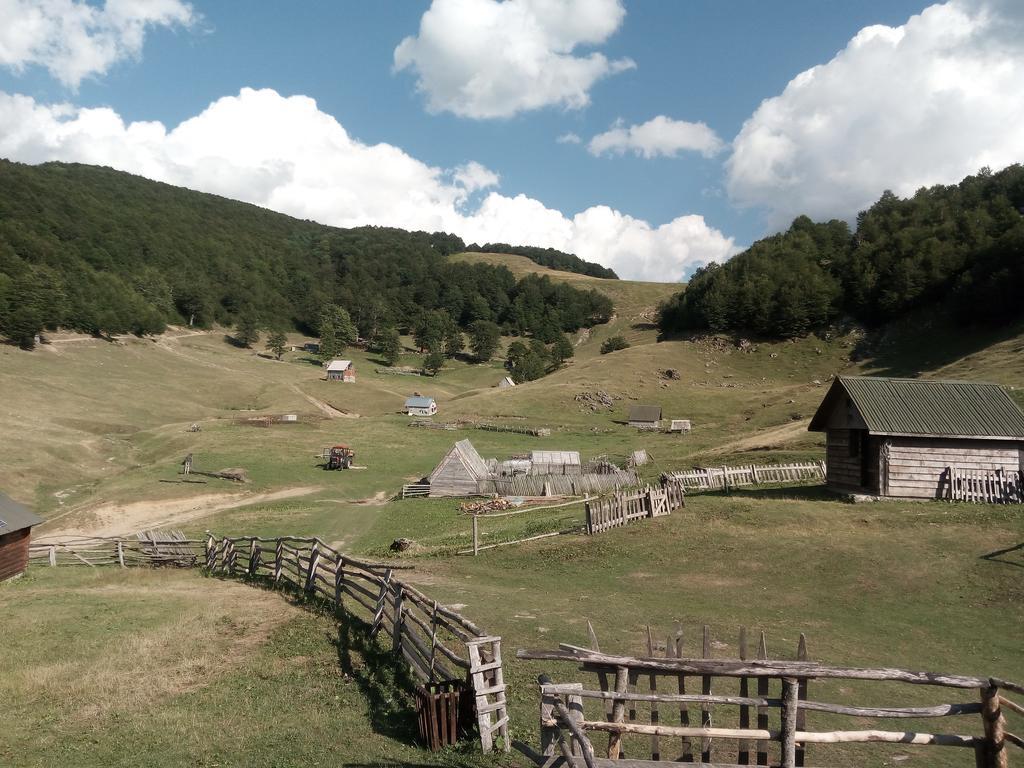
[428,439,491,497]
[325,359,355,382]
[629,404,663,430]
[0,492,43,581]
[405,395,437,416]
[809,376,1024,499]
[497,376,516,389]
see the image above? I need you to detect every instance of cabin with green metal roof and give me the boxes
[809,376,1024,499]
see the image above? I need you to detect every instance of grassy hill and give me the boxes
[2,252,1023,767]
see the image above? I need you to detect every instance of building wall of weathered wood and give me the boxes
[826,430,1022,498]
[428,453,483,497]
[0,528,31,581]
[885,437,1021,498]
[629,420,660,429]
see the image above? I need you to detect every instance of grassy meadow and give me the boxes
[2,252,1023,767]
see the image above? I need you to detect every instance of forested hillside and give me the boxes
[659,165,1024,338]
[463,242,618,279]
[0,161,613,347]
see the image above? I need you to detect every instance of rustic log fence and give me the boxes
[585,483,685,535]
[204,534,510,753]
[516,624,1024,768]
[668,461,825,493]
[29,530,204,567]
[947,466,1024,504]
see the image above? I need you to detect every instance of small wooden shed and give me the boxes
[428,439,491,497]
[0,492,44,581]
[629,405,663,430]
[809,376,1024,498]
[325,359,355,382]
[405,395,437,416]
[497,376,516,389]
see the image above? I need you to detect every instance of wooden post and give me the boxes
[780,677,799,768]
[472,514,479,556]
[249,539,261,576]
[539,674,559,758]
[796,634,808,767]
[391,584,405,654]
[116,540,125,568]
[305,541,319,593]
[981,684,1008,768]
[738,627,751,765]
[671,623,692,761]
[49,545,56,567]
[274,539,283,584]
[751,464,759,484]
[646,626,660,761]
[567,687,588,760]
[334,559,344,612]
[701,624,712,762]
[756,632,769,766]
[608,665,629,758]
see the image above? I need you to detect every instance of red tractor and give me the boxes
[325,444,355,470]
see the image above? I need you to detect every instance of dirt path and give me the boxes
[42,486,321,539]
[705,419,811,455]
[290,385,359,418]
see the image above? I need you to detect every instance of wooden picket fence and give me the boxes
[491,471,638,498]
[29,530,204,567]
[947,466,1024,504]
[204,534,510,753]
[668,461,825,493]
[585,483,685,535]
[517,622,1024,768]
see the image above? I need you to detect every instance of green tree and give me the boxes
[512,351,548,383]
[235,310,260,347]
[600,335,630,354]
[413,310,447,353]
[318,304,357,360]
[444,327,465,358]
[550,333,574,367]
[469,319,501,362]
[266,329,288,360]
[505,340,528,371]
[374,326,402,366]
[422,349,445,376]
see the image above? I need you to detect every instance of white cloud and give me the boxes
[393,0,635,119]
[556,131,581,144]
[726,0,1024,227]
[0,87,735,281]
[588,115,724,159]
[452,160,500,194]
[0,0,196,88]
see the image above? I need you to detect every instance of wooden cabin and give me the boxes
[529,450,582,476]
[629,405,663,430]
[405,395,437,417]
[497,376,516,389]
[809,376,1024,499]
[427,439,491,497]
[0,492,43,581]
[325,359,355,382]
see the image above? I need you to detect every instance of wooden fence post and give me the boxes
[334,559,344,611]
[305,541,320,593]
[274,539,283,583]
[780,677,799,768]
[981,684,1008,768]
[249,539,261,576]
[796,634,808,767]
[756,632,769,766]
[472,514,479,556]
[738,627,751,765]
[48,545,56,567]
[391,583,404,654]
[370,569,392,637]
[116,540,125,568]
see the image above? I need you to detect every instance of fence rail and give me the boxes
[517,623,1024,768]
[585,483,685,535]
[30,531,204,567]
[204,534,510,753]
[948,466,1024,504]
[668,461,825,493]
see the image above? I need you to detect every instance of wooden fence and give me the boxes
[489,471,638,498]
[948,467,1024,504]
[668,461,825,493]
[585,483,685,535]
[204,534,510,753]
[517,623,1024,768]
[29,530,204,567]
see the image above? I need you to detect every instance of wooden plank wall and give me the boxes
[888,438,1020,499]
[0,528,31,581]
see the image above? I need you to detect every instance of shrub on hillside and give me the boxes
[600,336,630,354]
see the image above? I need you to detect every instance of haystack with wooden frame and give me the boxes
[0,492,44,581]
[809,375,1024,499]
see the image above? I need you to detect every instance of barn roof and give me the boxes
[429,439,491,482]
[629,405,663,422]
[405,395,435,407]
[809,376,1024,439]
[530,450,581,466]
[0,492,43,535]
[325,359,352,371]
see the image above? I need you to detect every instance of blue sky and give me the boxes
[1,0,1021,280]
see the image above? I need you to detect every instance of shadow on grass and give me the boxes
[206,571,422,747]
[695,483,840,503]
[980,541,1024,569]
